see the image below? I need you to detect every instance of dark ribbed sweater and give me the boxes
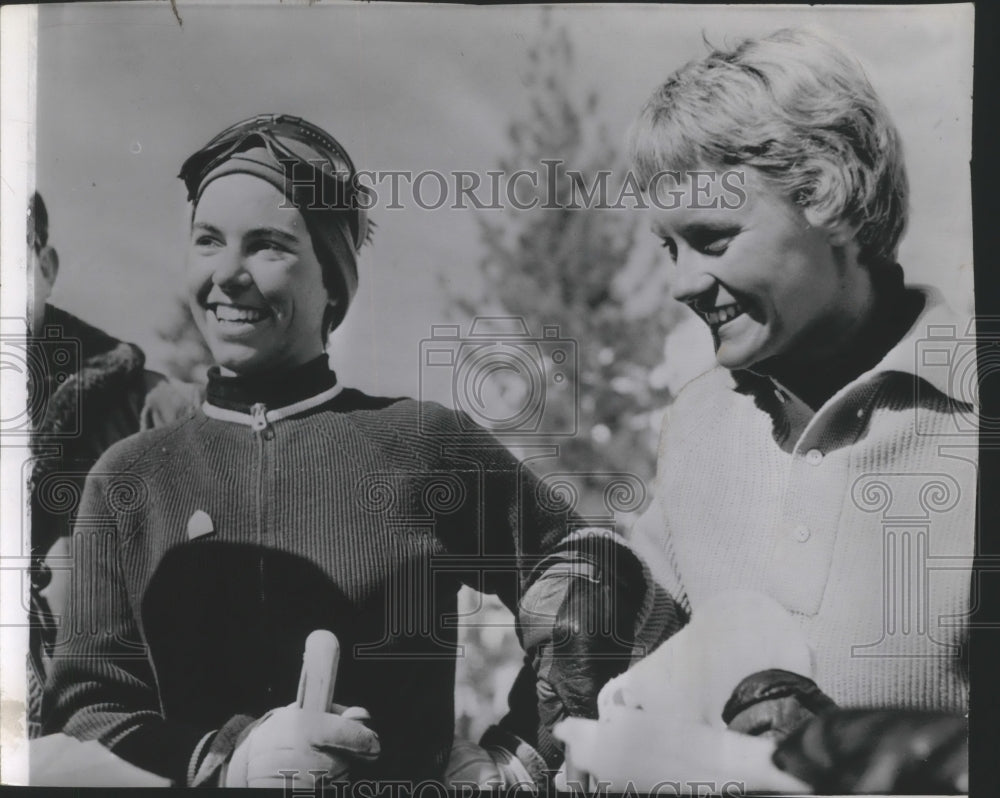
[42,359,582,784]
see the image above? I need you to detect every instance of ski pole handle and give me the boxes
[296,630,340,712]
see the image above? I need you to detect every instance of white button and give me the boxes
[856,408,865,419]
[806,449,823,466]
[792,524,811,542]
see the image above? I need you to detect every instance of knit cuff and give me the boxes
[190,713,258,787]
[555,527,686,663]
[110,719,210,785]
[480,725,548,788]
[186,729,217,786]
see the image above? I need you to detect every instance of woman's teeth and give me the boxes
[704,303,742,326]
[212,304,266,323]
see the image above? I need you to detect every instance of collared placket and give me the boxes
[768,397,854,616]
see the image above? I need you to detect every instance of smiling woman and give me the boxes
[560,27,979,794]
[40,114,654,789]
[631,25,977,696]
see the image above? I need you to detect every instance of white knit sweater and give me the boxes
[629,288,977,711]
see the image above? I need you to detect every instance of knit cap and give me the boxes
[179,118,369,334]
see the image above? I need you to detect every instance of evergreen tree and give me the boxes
[450,13,679,521]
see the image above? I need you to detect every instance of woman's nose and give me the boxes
[211,250,252,290]
[669,252,716,304]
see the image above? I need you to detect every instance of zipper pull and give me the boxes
[250,402,269,432]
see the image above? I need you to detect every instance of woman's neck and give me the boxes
[206,354,337,413]
[760,263,922,411]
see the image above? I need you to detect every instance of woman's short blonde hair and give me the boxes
[629,28,908,268]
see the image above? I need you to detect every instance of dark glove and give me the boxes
[723,668,837,741]
[772,708,967,794]
[517,532,647,766]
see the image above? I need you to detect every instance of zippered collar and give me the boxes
[203,385,344,429]
[203,355,343,427]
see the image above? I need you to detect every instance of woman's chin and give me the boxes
[711,320,763,371]
[713,344,762,372]
[206,342,272,377]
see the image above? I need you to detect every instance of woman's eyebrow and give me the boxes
[192,222,223,236]
[651,213,742,236]
[676,220,743,238]
[246,227,301,244]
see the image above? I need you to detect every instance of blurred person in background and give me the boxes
[41,115,657,788]
[559,28,974,794]
[26,192,201,739]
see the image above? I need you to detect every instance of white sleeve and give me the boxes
[624,407,691,658]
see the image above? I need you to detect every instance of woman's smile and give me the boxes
[698,301,746,329]
[209,302,269,324]
[204,301,274,336]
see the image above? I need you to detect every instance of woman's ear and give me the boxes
[803,207,859,248]
[321,295,346,343]
[38,245,59,287]
[826,223,860,248]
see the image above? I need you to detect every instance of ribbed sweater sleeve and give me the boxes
[435,425,569,608]
[425,415,652,769]
[628,405,691,617]
[41,452,208,784]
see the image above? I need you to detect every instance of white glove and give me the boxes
[223,705,379,789]
[554,712,809,793]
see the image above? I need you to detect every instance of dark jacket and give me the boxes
[28,304,184,554]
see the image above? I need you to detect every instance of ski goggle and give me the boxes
[178,114,369,252]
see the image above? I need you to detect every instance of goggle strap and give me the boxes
[179,119,371,252]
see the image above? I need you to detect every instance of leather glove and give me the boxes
[518,532,647,765]
[723,669,837,741]
[223,704,380,789]
[772,708,968,793]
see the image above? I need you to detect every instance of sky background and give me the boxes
[32,1,975,400]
